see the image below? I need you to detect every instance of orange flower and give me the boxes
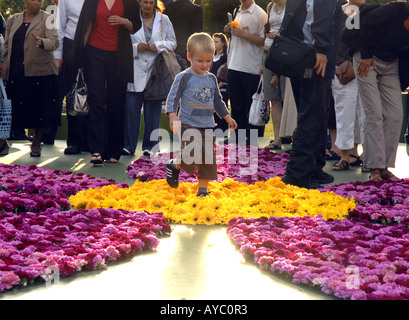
[230,21,240,29]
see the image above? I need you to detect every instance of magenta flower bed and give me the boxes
[227,215,409,300]
[0,164,171,292]
[322,179,409,206]
[126,145,289,183]
[227,178,409,300]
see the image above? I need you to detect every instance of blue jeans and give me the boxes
[123,92,162,153]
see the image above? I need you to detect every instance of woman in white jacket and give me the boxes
[122,0,176,157]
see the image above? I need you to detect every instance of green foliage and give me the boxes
[199,0,270,34]
[198,0,391,35]
[0,0,54,19]
[0,0,394,30]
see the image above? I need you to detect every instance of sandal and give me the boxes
[380,169,398,180]
[267,143,281,150]
[166,159,180,188]
[325,149,341,160]
[105,158,119,163]
[369,169,382,181]
[349,154,362,167]
[332,159,350,171]
[90,153,103,165]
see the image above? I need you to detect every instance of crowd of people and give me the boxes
[0,0,408,191]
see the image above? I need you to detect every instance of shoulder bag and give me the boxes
[264,0,316,79]
[0,78,12,140]
[249,78,270,126]
[144,16,181,101]
[66,68,89,116]
[335,59,355,85]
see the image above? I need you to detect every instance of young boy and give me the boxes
[165,32,237,197]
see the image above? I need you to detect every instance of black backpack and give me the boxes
[341,3,382,56]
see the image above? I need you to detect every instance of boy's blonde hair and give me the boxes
[187,32,215,57]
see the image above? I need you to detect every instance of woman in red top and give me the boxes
[73,0,141,165]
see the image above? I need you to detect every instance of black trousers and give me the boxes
[283,73,332,188]
[227,69,264,143]
[62,38,89,151]
[83,44,127,160]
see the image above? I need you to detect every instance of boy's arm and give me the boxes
[223,114,237,130]
[168,112,181,135]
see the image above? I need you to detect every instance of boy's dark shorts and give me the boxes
[178,124,218,181]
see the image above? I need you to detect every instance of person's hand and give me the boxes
[224,115,237,131]
[230,26,245,38]
[56,59,63,72]
[224,24,232,35]
[314,53,327,77]
[357,58,374,78]
[169,113,181,135]
[149,43,158,53]
[265,31,278,39]
[271,75,278,88]
[31,33,43,48]
[108,15,127,26]
[138,43,150,52]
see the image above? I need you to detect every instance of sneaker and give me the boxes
[64,146,81,155]
[0,141,10,156]
[307,181,322,189]
[143,150,151,157]
[121,148,134,156]
[166,160,180,188]
[311,171,334,185]
[196,190,210,197]
[361,163,370,172]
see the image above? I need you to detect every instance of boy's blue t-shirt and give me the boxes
[166,69,230,128]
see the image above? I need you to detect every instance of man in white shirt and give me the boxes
[224,0,267,145]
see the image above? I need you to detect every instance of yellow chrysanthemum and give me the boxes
[69,177,356,226]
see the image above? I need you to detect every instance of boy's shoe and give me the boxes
[196,190,210,197]
[166,160,180,188]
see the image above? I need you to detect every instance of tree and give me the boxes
[0,0,54,19]
[198,0,391,35]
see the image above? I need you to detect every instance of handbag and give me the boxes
[217,63,228,83]
[144,50,181,101]
[66,68,89,116]
[264,0,316,79]
[249,78,270,126]
[144,17,181,101]
[335,60,355,85]
[0,78,12,140]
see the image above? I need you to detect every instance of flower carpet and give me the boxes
[0,164,171,292]
[3,144,409,299]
